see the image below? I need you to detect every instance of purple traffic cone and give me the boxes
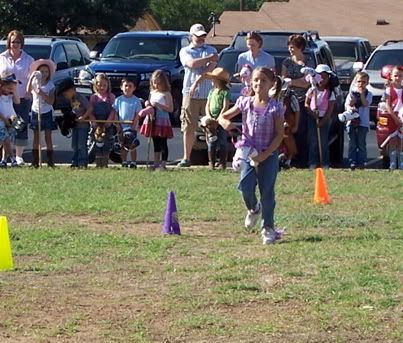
[162,191,181,235]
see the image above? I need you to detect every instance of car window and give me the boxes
[64,43,83,68]
[326,41,358,61]
[366,49,403,70]
[102,36,179,61]
[181,37,190,48]
[217,50,300,80]
[52,44,68,70]
[0,43,51,60]
[233,34,290,51]
[319,46,335,70]
[78,43,91,65]
[363,41,372,59]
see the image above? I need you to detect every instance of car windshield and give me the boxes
[326,41,358,61]
[102,36,178,61]
[366,49,403,70]
[233,34,291,51]
[0,44,51,60]
[217,50,307,80]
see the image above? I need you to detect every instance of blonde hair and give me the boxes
[150,70,170,92]
[93,73,112,94]
[6,30,24,49]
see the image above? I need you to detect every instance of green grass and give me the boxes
[0,167,402,342]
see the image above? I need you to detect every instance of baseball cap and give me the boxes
[315,64,333,74]
[0,71,21,84]
[190,23,207,37]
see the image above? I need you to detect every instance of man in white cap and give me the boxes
[177,23,218,167]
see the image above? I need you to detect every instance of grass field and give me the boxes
[0,167,402,342]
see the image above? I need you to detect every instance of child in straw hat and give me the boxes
[191,67,231,169]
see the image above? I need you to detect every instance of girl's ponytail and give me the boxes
[271,75,283,101]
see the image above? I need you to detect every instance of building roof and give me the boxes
[206,0,403,48]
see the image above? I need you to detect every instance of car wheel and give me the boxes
[190,149,208,165]
[109,150,122,164]
[329,121,344,167]
[170,85,182,127]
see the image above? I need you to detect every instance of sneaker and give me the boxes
[11,160,19,167]
[260,227,284,240]
[350,163,356,170]
[121,161,129,168]
[15,156,25,166]
[177,159,191,167]
[128,162,137,169]
[158,165,167,171]
[262,228,277,245]
[244,202,261,230]
[0,160,7,168]
[389,161,397,170]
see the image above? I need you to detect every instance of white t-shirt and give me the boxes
[31,80,55,113]
[0,95,16,128]
[150,91,167,107]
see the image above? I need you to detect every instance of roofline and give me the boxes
[115,31,189,37]
[322,36,369,41]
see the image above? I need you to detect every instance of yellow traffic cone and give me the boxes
[0,216,13,271]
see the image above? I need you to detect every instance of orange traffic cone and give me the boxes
[314,168,331,204]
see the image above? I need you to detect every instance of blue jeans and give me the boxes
[207,125,227,153]
[308,117,330,167]
[238,152,279,229]
[347,125,368,167]
[71,126,89,166]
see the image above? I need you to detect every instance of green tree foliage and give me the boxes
[150,0,266,31]
[0,0,149,36]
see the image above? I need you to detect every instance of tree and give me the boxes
[0,0,149,36]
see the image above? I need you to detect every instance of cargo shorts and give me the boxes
[180,95,207,133]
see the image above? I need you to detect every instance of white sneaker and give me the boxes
[15,156,25,166]
[244,202,261,229]
[262,228,277,245]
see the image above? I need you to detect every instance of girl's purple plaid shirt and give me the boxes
[235,96,285,152]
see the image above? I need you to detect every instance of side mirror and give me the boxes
[352,62,364,72]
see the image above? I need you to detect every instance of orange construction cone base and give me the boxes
[314,167,331,204]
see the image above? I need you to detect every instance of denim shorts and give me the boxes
[0,126,15,143]
[30,110,57,131]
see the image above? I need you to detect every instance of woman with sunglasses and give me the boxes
[0,30,34,166]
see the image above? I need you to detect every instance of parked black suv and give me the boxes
[0,36,92,111]
[75,31,191,123]
[192,30,345,167]
[322,36,372,95]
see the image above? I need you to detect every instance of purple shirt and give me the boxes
[235,96,285,152]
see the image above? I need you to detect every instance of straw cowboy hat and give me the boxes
[205,67,230,83]
[29,59,56,77]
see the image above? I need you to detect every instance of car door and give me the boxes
[63,42,85,81]
[51,43,70,84]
